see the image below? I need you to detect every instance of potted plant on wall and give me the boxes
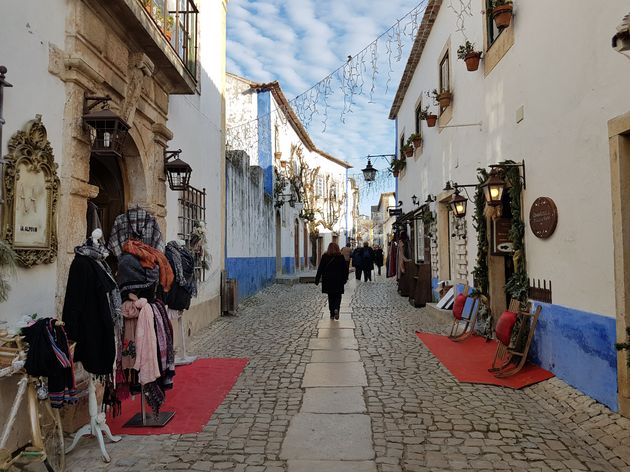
[402,144,414,159]
[409,133,422,150]
[490,0,513,30]
[389,158,406,178]
[431,88,452,109]
[457,40,482,71]
[418,105,438,128]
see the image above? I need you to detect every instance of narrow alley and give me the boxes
[65,278,630,472]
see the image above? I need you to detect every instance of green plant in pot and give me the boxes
[408,133,422,150]
[389,158,406,177]
[401,144,414,159]
[457,40,482,71]
[490,0,513,30]
[431,88,452,109]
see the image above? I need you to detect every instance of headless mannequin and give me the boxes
[65,229,122,462]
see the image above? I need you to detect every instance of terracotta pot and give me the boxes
[437,91,452,108]
[404,147,414,158]
[426,114,438,127]
[393,170,399,178]
[492,4,513,30]
[412,137,423,149]
[464,52,482,71]
[165,30,172,41]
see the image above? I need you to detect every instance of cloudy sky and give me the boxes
[226,0,426,214]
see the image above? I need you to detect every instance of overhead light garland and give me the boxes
[226,0,430,157]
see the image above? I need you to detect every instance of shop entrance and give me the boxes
[87,154,125,241]
[487,190,514,318]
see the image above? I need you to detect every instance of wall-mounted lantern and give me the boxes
[411,194,419,206]
[83,95,130,158]
[164,149,192,191]
[362,158,377,182]
[481,161,526,206]
[449,190,468,218]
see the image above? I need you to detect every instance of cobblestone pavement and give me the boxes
[64,278,630,471]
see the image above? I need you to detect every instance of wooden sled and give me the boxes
[448,284,481,342]
[489,299,542,378]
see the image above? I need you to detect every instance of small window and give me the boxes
[415,102,423,135]
[315,176,324,197]
[440,51,450,93]
[399,133,405,158]
[178,184,207,281]
[486,0,501,47]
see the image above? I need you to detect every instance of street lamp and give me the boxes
[481,161,526,206]
[164,149,193,191]
[449,190,468,218]
[411,195,419,206]
[361,158,377,182]
[83,95,130,158]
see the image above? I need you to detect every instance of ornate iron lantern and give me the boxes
[449,190,468,218]
[481,169,505,206]
[362,158,377,182]
[164,149,192,191]
[83,95,130,158]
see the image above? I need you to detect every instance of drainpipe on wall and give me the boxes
[394,118,399,203]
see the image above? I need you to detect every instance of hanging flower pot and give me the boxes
[426,114,438,127]
[492,4,513,30]
[393,170,399,178]
[437,91,452,109]
[464,52,482,71]
[412,135,423,149]
[403,146,414,158]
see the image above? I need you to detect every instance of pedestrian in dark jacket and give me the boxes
[351,246,363,281]
[360,241,375,281]
[315,242,349,319]
[374,245,384,276]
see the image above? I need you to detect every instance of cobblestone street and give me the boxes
[65,277,630,471]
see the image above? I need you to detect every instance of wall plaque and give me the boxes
[529,197,558,239]
[2,115,59,267]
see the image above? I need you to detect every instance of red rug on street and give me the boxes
[415,332,553,389]
[108,358,248,435]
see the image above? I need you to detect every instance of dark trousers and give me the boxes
[355,267,362,280]
[363,269,372,282]
[377,265,382,275]
[327,293,342,316]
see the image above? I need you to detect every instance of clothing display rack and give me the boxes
[123,385,175,427]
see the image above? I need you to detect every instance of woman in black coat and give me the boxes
[315,242,349,319]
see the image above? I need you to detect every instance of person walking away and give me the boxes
[360,241,375,282]
[315,242,349,319]
[351,246,363,281]
[340,242,352,272]
[374,245,384,276]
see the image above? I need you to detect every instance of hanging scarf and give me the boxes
[151,300,175,390]
[133,298,160,386]
[123,240,174,292]
[165,241,197,297]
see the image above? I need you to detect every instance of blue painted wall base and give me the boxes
[226,257,276,300]
[529,303,618,411]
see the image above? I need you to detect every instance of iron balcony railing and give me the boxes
[140,0,199,78]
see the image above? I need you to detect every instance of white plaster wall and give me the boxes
[0,0,68,327]
[166,0,227,305]
[395,1,630,316]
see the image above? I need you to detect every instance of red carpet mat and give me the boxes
[108,358,248,435]
[415,332,553,389]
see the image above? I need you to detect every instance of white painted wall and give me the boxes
[395,0,630,316]
[165,0,226,308]
[0,0,68,327]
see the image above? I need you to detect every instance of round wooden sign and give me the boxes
[529,197,558,239]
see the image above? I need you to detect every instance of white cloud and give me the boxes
[227,0,422,211]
